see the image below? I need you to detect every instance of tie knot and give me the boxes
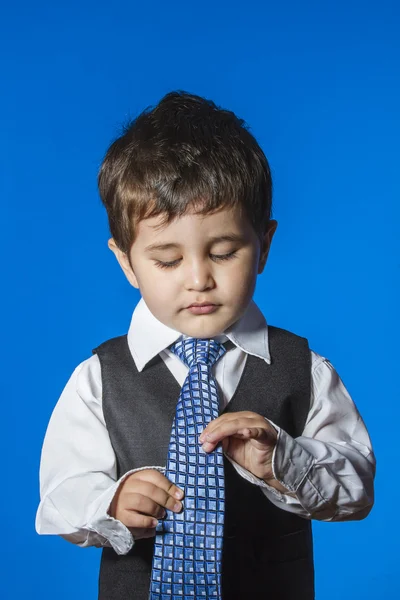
[170,337,226,369]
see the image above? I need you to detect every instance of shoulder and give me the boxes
[51,354,103,420]
[91,334,136,377]
[267,326,338,365]
[72,354,102,404]
[308,349,343,391]
[92,334,128,356]
[267,325,343,388]
[267,324,310,349]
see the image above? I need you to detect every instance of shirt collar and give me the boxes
[127,297,271,372]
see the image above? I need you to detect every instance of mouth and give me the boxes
[186,303,219,315]
[187,302,216,308]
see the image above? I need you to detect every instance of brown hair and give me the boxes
[98,91,273,253]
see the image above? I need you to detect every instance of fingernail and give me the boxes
[202,442,212,452]
[151,519,158,527]
[174,502,181,512]
[175,489,184,499]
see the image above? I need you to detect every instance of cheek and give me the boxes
[223,259,257,288]
[146,271,179,299]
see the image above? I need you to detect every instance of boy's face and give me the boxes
[109,205,277,339]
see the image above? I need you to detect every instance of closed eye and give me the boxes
[154,251,237,270]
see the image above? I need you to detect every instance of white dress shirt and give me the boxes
[35,299,375,556]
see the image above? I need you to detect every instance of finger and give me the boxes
[199,412,261,441]
[201,420,272,452]
[128,469,184,500]
[123,493,168,519]
[122,511,159,529]
[124,481,183,514]
[201,415,263,442]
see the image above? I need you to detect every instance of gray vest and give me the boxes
[94,326,315,600]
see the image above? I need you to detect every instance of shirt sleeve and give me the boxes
[35,356,164,555]
[228,351,376,521]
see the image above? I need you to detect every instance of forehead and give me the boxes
[134,205,254,250]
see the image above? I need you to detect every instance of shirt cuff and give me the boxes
[269,421,314,493]
[87,466,165,555]
[224,420,314,501]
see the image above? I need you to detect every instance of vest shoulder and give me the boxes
[92,334,128,356]
[267,325,309,346]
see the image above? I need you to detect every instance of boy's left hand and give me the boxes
[199,411,278,482]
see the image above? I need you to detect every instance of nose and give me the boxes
[184,258,216,292]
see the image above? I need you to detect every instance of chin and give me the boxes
[189,322,227,339]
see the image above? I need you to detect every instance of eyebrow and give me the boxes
[144,234,246,253]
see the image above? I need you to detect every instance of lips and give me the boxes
[187,303,215,308]
[186,303,219,315]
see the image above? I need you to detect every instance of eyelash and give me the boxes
[154,251,237,270]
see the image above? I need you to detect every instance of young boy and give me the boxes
[36,91,375,600]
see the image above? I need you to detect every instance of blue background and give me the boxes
[1,0,398,598]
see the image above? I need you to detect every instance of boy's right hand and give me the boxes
[109,469,184,540]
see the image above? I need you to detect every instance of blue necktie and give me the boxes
[149,337,227,599]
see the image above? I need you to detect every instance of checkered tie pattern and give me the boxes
[149,337,227,599]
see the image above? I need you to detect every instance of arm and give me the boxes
[35,356,164,554]
[203,352,376,521]
[265,352,376,520]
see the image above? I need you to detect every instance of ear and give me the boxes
[258,220,278,274]
[108,238,139,289]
